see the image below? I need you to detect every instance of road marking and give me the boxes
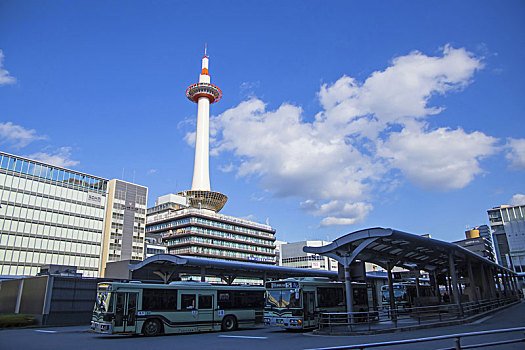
[218,335,268,339]
[471,315,493,324]
[34,330,57,333]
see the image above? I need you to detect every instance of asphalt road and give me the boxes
[1,302,524,350]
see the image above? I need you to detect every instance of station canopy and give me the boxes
[303,227,516,275]
[128,254,337,284]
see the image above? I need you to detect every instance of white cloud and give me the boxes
[301,199,373,227]
[510,194,525,206]
[505,138,525,170]
[378,124,498,190]
[147,169,158,175]
[0,50,16,85]
[0,122,47,148]
[198,45,496,226]
[27,147,79,168]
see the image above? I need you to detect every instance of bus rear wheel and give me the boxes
[143,318,162,336]
[221,315,237,331]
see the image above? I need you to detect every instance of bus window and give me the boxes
[198,295,213,309]
[219,291,265,309]
[267,290,300,308]
[142,289,178,311]
[181,294,196,310]
[317,287,344,307]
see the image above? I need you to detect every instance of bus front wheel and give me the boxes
[221,315,237,331]
[143,318,162,336]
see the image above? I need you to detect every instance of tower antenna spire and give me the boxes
[204,43,207,57]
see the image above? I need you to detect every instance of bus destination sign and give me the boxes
[269,281,298,289]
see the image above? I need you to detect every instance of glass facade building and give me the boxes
[0,152,148,278]
[0,152,107,277]
[488,204,525,272]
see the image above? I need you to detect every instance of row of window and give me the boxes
[500,206,525,223]
[0,264,98,277]
[1,198,104,224]
[282,255,326,263]
[141,289,264,311]
[2,219,103,243]
[2,206,104,231]
[2,215,103,236]
[0,248,99,268]
[0,234,101,256]
[0,153,107,192]
[169,246,275,262]
[0,173,106,206]
[166,236,274,253]
[168,227,274,247]
[149,218,275,242]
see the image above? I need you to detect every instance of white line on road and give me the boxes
[34,330,57,333]
[218,335,268,339]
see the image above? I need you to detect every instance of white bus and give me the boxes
[381,282,437,309]
[264,277,370,329]
[91,281,265,336]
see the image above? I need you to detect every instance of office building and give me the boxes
[146,193,276,264]
[280,241,339,271]
[453,237,495,262]
[0,152,107,277]
[100,179,147,276]
[487,204,525,272]
[0,151,147,277]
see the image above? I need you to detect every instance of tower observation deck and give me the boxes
[179,47,227,212]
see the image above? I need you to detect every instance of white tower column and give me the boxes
[192,96,211,190]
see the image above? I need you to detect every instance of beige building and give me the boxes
[100,179,147,277]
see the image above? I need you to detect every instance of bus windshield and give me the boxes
[94,290,112,312]
[267,289,301,308]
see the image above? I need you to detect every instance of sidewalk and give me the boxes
[314,300,523,336]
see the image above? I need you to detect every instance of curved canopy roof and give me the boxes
[303,227,516,275]
[128,254,337,283]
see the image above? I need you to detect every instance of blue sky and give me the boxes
[1,1,524,243]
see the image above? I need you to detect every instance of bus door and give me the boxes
[113,292,138,334]
[180,293,198,330]
[198,293,215,330]
[303,291,316,327]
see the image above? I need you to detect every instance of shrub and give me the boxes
[0,314,37,328]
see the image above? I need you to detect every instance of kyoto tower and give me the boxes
[179,46,228,212]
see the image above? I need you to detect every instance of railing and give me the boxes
[318,296,520,334]
[306,327,525,350]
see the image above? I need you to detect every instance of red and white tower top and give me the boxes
[185,45,222,104]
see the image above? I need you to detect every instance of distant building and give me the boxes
[0,151,147,278]
[453,237,495,262]
[280,240,339,271]
[100,179,147,277]
[144,236,167,258]
[487,204,525,272]
[274,240,287,266]
[146,193,276,264]
[460,225,496,262]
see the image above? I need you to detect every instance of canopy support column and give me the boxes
[449,253,463,317]
[467,260,479,303]
[386,262,397,326]
[344,264,354,326]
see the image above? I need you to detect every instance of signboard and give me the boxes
[268,281,298,289]
[87,192,103,205]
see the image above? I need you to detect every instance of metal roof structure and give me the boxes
[128,254,338,284]
[303,227,516,275]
